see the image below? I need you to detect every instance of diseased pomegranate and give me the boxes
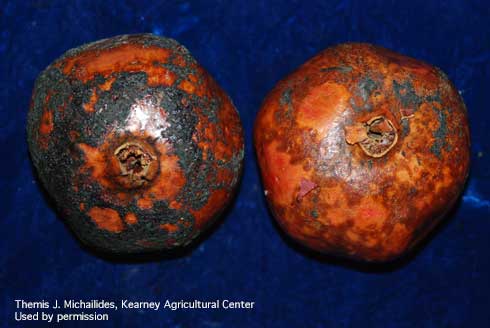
[254,43,470,262]
[27,34,244,254]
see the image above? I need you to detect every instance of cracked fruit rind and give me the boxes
[27,34,244,254]
[254,43,470,262]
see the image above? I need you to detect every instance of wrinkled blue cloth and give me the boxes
[1,1,489,327]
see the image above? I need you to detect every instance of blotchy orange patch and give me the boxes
[346,230,360,242]
[172,54,186,67]
[433,166,454,193]
[353,197,388,231]
[262,140,308,206]
[383,223,410,255]
[323,207,348,227]
[179,80,195,94]
[99,76,116,91]
[124,213,138,225]
[396,169,410,183]
[78,143,114,189]
[147,69,176,87]
[38,108,54,134]
[214,141,232,161]
[61,44,171,84]
[87,207,124,233]
[79,133,186,209]
[125,141,186,209]
[38,106,54,149]
[83,88,98,113]
[38,95,54,149]
[137,198,153,210]
[160,223,179,233]
[190,189,228,229]
[321,184,347,206]
[297,82,349,136]
[169,200,183,210]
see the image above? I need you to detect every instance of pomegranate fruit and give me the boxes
[254,43,470,262]
[27,34,244,254]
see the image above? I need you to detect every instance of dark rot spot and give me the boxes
[27,34,244,254]
[254,43,470,262]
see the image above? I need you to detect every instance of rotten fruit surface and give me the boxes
[27,34,244,254]
[254,43,470,262]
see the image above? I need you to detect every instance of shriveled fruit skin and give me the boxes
[254,43,470,262]
[27,34,244,254]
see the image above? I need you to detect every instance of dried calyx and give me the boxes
[114,142,158,188]
[345,116,398,158]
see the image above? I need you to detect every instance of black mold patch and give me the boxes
[435,67,451,83]
[320,66,353,74]
[349,97,364,113]
[81,72,149,145]
[27,67,76,196]
[279,87,293,119]
[280,87,292,106]
[430,106,451,159]
[273,86,294,124]
[348,77,381,113]
[393,80,423,109]
[401,119,411,137]
[425,92,442,104]
[357,77,378,102]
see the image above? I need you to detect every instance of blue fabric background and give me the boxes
[1,1,489,327]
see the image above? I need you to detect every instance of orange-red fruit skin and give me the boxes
[254,43,470,262]
[27,34,244,254]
